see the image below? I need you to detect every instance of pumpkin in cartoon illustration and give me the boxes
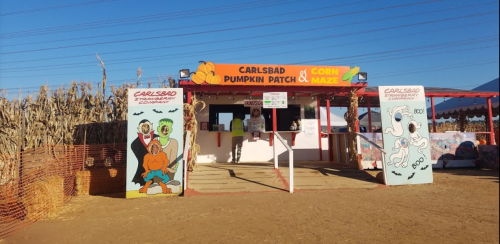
[140,140,172,194]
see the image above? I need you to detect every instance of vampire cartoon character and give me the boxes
[131,119,158,186]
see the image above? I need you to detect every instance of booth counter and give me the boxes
[194,96,329,163]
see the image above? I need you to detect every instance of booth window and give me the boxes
[208,104,301,132]
[262,105,301,131]
[209,105,250,132]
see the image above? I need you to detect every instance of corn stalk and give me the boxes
[183,94,206,172]
[345,89,361,170]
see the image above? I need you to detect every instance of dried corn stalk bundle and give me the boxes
[0,154,17,187]
[0,90,22,156]
[345,89,361,170]
[0,80,136,155]
[183,95,206,172]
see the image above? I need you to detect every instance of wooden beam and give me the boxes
[317,97,323,161]
[431,97,437,133]
[487,98,495,145]
[367,98,373,133]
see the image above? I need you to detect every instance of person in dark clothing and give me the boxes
[131,119,158,186]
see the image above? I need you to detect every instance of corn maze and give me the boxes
[0,76,206,239]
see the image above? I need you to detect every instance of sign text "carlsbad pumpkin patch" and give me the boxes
[210,64,358,87]
[224,66,296,84]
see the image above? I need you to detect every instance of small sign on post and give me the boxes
[263,92,288,109]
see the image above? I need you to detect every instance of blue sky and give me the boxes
[0,0,499,113]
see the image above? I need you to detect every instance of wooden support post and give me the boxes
[187,92,192,104]
[317,97,323,161]
[43,132,49,176]
[16,110,26,197]
[326,96,333,163]
[487,97,495,145]
[273,108,277,132]
[327,96,332,134]
[431,97,437,133]
[459,111,466,132]
[16,110,25,178]
[271,108,277,147]
[367,98,373,133]
[83,129,87,171]
[217,132,221,148]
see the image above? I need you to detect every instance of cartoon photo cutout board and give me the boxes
[127,88,184,198]
[379,86,433,186]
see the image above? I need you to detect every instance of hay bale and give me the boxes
[75,171,90,196]
[46,176,64,209]
[75,168,125,196]
[22,181,51,221]
[376,172,386,184]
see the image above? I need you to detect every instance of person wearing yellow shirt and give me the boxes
[230,113,245,164]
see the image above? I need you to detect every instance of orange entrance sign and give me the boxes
[190,62,360,87]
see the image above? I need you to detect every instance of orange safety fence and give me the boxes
[0,143,127,239]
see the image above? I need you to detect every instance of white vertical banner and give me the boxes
[379,86,433,186]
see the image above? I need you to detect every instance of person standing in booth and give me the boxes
[230,113,245,164]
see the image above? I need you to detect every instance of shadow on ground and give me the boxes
[433,168,499,184]
[204,162,378,188]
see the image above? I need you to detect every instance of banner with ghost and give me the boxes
[126,88,184,198]
[379,86,433,186]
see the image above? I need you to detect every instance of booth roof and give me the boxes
[320,86,499,108]
[180,81,498,111]
[361,86,499,97]
[427,78,500,119]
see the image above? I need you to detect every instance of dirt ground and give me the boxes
[2,169,499,244]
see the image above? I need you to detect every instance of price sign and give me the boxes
[263,92,287,109]
[247,119,265,132]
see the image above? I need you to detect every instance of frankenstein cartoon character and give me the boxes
[131,120,158,186]
[140,140,172,194]
[155,119,179,183]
